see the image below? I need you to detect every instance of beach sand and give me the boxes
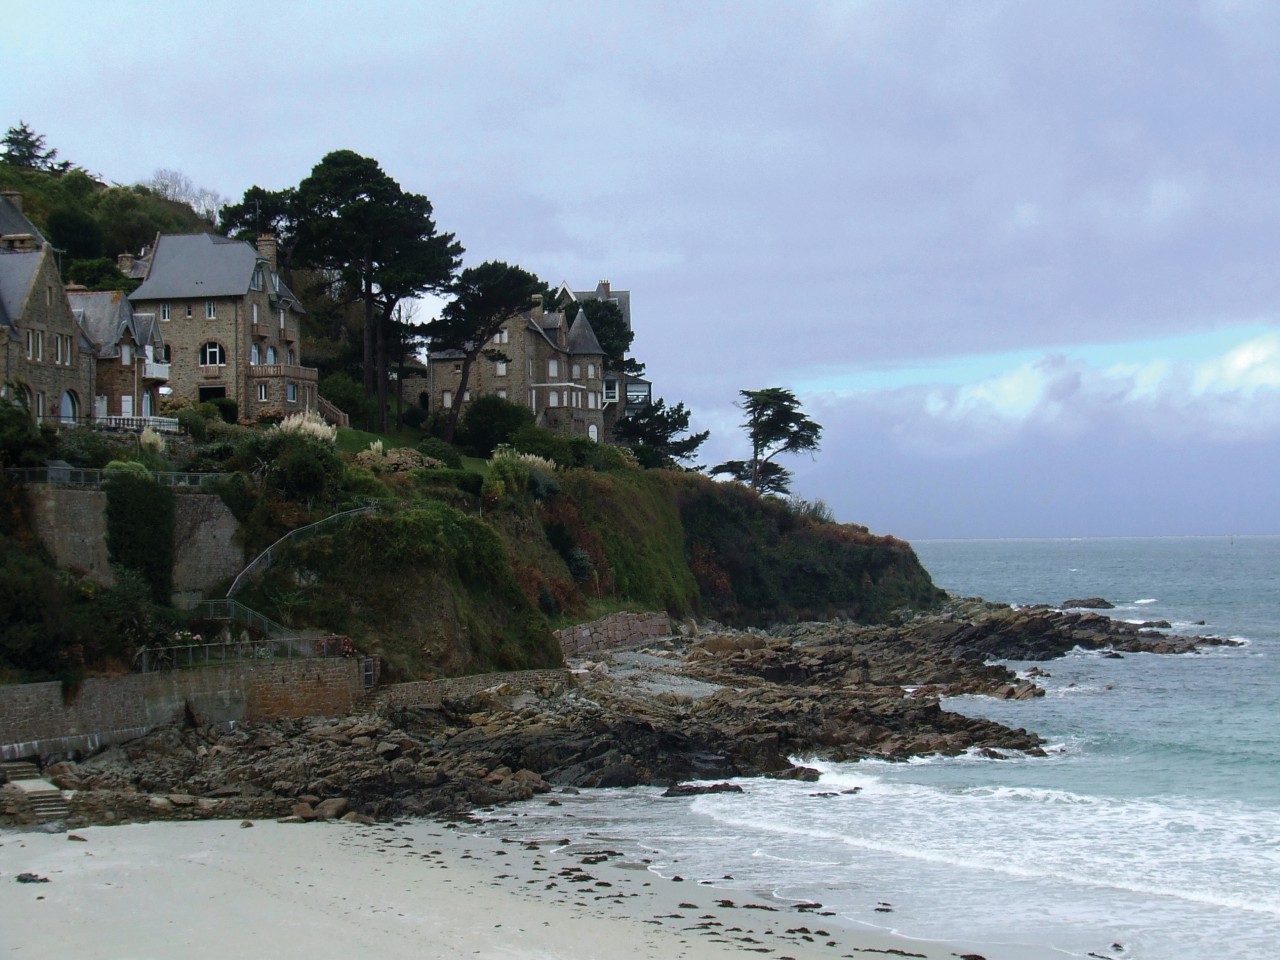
[0,817,1052,960]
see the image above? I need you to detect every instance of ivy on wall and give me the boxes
[103,464,175,604]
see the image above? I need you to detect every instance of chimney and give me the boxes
[0,190,21,214]
[599,280,610,298]
[256,233,278,269]
[117,252,135,275]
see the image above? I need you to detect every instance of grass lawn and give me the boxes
[335,425,427,454]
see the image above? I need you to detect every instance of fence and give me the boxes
[5,466,231,488]
[194,597,297,639]
[132,636,351,672]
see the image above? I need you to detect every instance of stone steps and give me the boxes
[2,760,40,783]
[25,788,69,823]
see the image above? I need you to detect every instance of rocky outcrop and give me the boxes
[1062,598,1115,609]
[6,598,1232,829]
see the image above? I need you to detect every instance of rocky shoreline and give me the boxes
[2,599,1237,828]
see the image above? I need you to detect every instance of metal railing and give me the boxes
[132,635,353,672]
[6,467,231,488]
[226,505,378,597]
[194,598,297,639]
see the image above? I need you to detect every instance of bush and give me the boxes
[54,427,113,468]
[208,397,238,424]
[412,469,483,496]
[417,436,463,469]
[176,407,208,441]
[319,371,374,423]
[459,395,535,457]
[400,405,428,429]
[103,465,174,604]
[509,424,574,467]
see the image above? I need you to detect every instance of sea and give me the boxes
[473,536,1280,960]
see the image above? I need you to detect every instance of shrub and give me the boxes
[176,407,208,442]
[566,547,593,582]
[54,427,113,468]
[417,436,463,469]
[319,371,374,423]
[273,410,337,444]
[459,395,535,457]
[208,397,238,424]
[510,424,574,467]
[103,465,174,604]
[400,405,427,429]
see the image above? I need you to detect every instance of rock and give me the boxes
[340,811,376,825]
[314,798,349,820]
[375,741,401,761]
[291,802,318,821]
[67,834,87,842]
[240,820,254,828]
[662,782,744,797]
[16,873,49,883]
[1062,598,1114,609]
[765,766,821,782]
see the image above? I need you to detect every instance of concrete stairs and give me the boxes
[2,761,69,824]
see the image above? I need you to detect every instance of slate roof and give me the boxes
[0,249,41,331]
[0,194,45,245]
[131,233,302,309]
[566,311,604,356]
[68,289,145,358]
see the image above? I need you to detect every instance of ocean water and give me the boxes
[476,536,1280,960]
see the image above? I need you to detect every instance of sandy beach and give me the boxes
[0,816,1055,960]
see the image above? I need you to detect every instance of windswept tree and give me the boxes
[424,261,544,443]
[2,122,69,172]
[613,398,708,469]
[291,151,462,431]
[711,387,822,496]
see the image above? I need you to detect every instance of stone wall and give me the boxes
[0,659,363,762]
[555,611,671,658]
[25,487,245,599]
[369,669,574,711]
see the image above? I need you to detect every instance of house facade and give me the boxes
[128,233,317,421]
[426,294,608,440]
[67,289,169,422]
[1,192,96,422]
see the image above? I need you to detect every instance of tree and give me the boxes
[423,260,544,443]
[613,398,708,469]
[2,122,69,172]
[292,151,462,431]
[458,394,536,457]
[560,296,644,375]
[46,206,104,262]
[219,186,301,284]
[711,387,822,495]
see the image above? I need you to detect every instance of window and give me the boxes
[588,424,598,442]
[587,363,595,379]
[25,330,33,360]
[45,286,52,306]
[186,304,193,319]
[35,391,44,419]
[257,384,268,401]
[161,303,171,322]
[287,383,297,403]
[548,359,560,378]
[278,308,284,329]
[603,379,618,402]
[199,342,225,366]
[496,389,507,400]
[266,346,277,364]
[442,391,452,409]
[121,344,132,365]
[549,390,560,407]
[35,331,43,362]
[453,362,462,373]
[287,349,296,365]
[205,300,216,319]
[252,303,259,325]
[54,335,63,365]
[495,360,507,376]
[162,344,172,363]
[572,363,581,378]
[250,344,260,365]
[251,266,264,291]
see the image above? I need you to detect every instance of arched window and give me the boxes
[288,349,296,365]
[587,363,595,379]
[59,391,79,424]
[588,424,598,442]
[549,390,560,407]
[267,345,277,364]
[572,363,581,378]
[199,342,225,366]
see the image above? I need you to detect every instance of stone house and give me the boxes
[66,289,169,423]
[426,294,608,441]
[128,233,317,420]
[0,192,96,422]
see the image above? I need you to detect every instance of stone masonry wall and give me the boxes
[369,669,575,712]
[554,611,672,658]
[25,487,244,598]
[0,659,362,762]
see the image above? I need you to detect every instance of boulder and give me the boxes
[314,798,349,820]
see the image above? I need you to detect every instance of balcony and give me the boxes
[246,363,318,383]
[143,359,170,380]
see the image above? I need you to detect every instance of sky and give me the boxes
[6,0,1280,539]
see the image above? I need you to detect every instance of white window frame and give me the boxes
[257,383,268,402]
[267,346,277,364]
[496,388,507,400]
[442,390,452,409]
[495,360,507,376]
[287,383,297,403]
[548,359,559,378]
[199,342,225,366]
[252,303,259,326]
[587,363,595,378]
[250,344,260,365]
[603,380,619,402]
[572,363,581,378]
[161,303,171,322]
[205,300,216,319]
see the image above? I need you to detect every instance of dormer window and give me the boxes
[251,265,264,291]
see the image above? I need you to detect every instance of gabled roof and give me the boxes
[566,311,604,356]
[0,249,42,330]
[556,279,631,330]
[0,194,45,246]
[130,233,302,310]
[68,289,160,358]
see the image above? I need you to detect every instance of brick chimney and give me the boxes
[0,189,22,214]
[598,280,611,298]
[256,233,278,269]
[117,252,134,274]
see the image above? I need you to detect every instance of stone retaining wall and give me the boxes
[554,611,671,658]
[369,669,574,711]
[0,659,362,761]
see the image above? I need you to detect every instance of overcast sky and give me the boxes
[6,1,1280,538]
